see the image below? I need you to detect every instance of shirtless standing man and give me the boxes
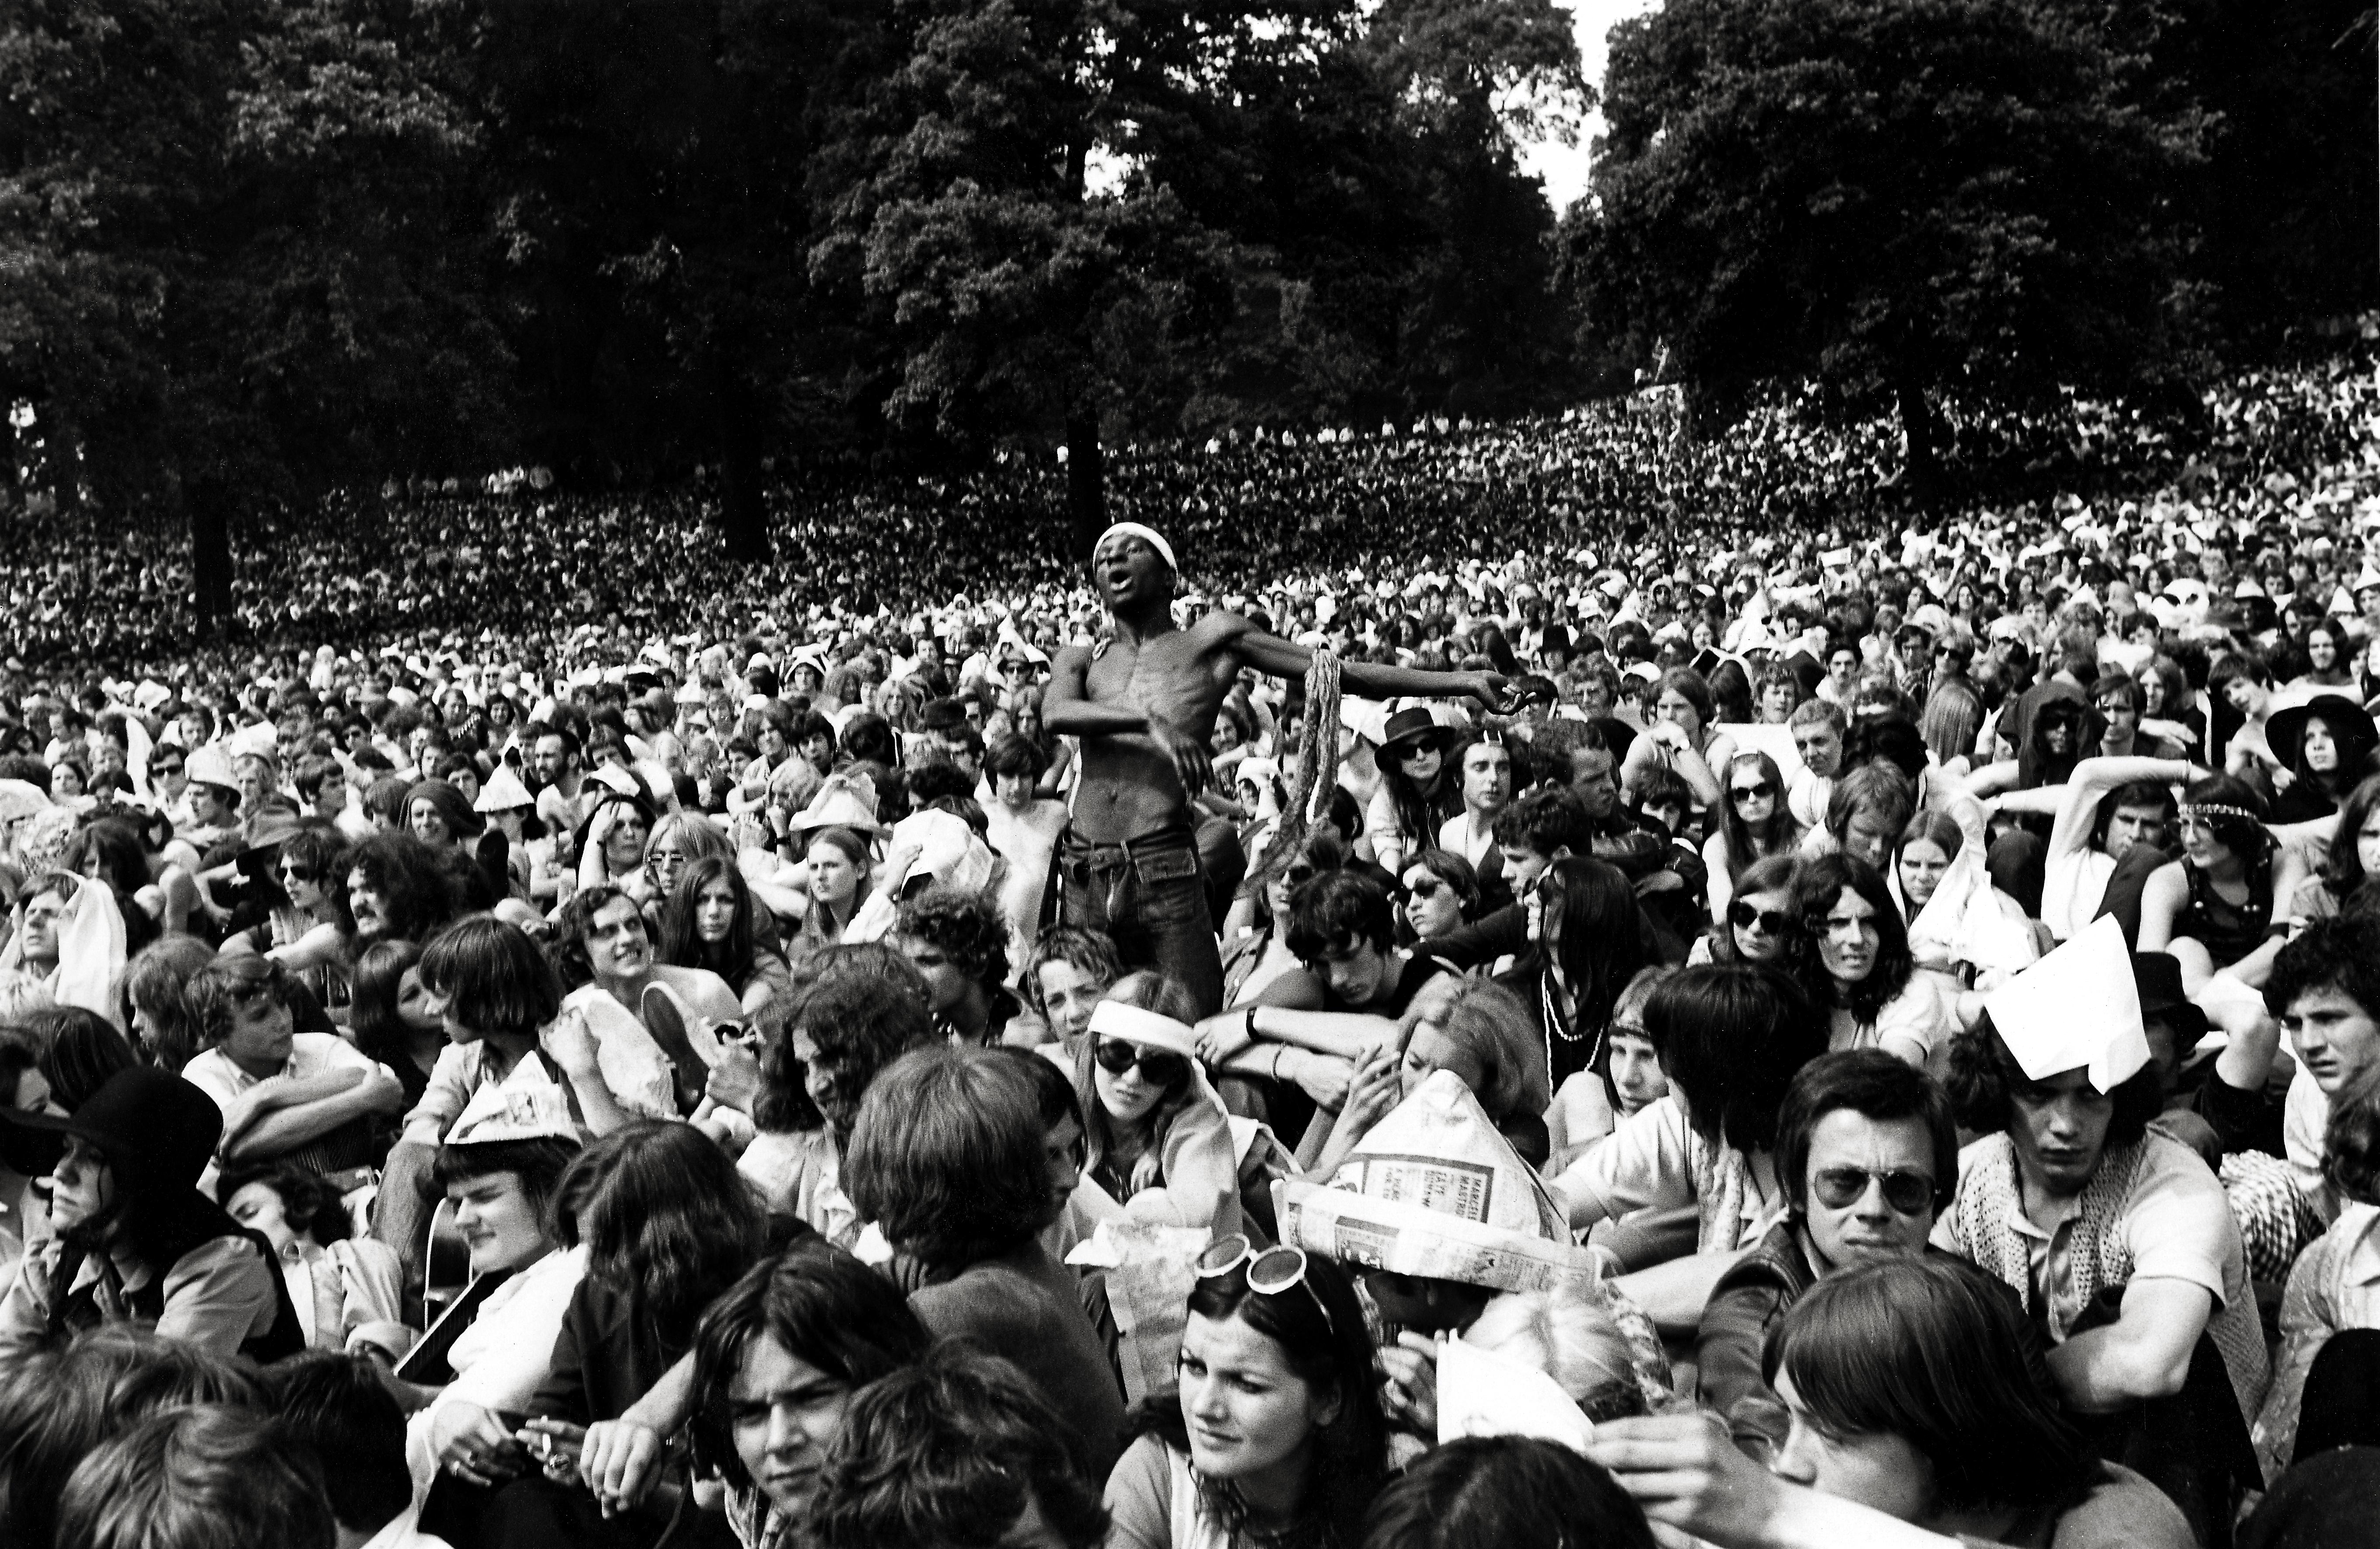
[1044,524,1506,1016]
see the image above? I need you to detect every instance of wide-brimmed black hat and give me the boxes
[1378,707,1455,757]
[2265,693,2378,772]
[2131,951,2209,1046]
[0,1068,222,1203]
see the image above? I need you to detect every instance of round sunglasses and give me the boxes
[1092,1039,1190,1088]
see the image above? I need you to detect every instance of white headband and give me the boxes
[1087,999,1197,1058]
[1095,522,1178,574]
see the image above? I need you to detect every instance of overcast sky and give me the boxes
[1518,0,1661,213]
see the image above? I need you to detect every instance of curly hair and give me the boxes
[1942,1015,2161,1149]
[335,832,458,945]
[763,963,935,1135]
[891,883,1010,989]
[1019,925,1124,1021]
[1286,868,1398,960]
[805,1344,1110,1549]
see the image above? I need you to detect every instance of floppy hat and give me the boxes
[2265,693,2378,772]
[0,1068,220,1202]
[1377,707,1455,757]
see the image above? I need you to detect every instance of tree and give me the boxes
[1570,0,2213,492]
[0,0,505,631]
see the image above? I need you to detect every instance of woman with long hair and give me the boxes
[2139,774,2306,992]
[1009,682,1075,798]
[788,825,896,964]
[2135,653,2203,757]
[216,825,349,1005]
[1221,831,1345,1009]
[637,811,733,917]
[657,856,793,1016]
[1072,972,1239,1231]
[1704,751,1805,925]
[1963,695,2099,804]
[1313,976,1553,1177]
[1690,854,1808,971]
[113,934,216,1070]
[1499,856,1647,1091]
[2265,694,2378,824]
[345,939,443,1110]
[1102,1238,1387,1549]
[1364,710,1460,876]
[2288,772,2380,931]
[1793,854,1948,1071]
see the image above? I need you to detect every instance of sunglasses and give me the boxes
[1195,1233,1338,1337]
[1092,1039,1190,1087]
[279,865,318,884]
[1403,877,1445,902]
[1727,783,1776,804]
[1727,900,1791,934]
[153,761,184,776]
[1281,865,1317,889]
[1809,1166,1935,1215]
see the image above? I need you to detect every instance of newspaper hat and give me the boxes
[789,771,886,838]
[445,1081,579,1146]
[1982,915,2150,1092]
[473,763,534,814]
[584,763,642,798]
[184,743,241,796]
[1086,999,1197,1058]
[886,808,995,896]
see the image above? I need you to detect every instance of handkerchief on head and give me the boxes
[1436,1338,1593,1454]
[447,1082,579,1146]
[1982,915,2150,1092]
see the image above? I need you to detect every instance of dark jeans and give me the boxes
[1058,824,1223,1017]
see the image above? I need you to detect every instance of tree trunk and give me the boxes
[187,480,235,639]
[714,361,771,564]
[1066,412,1106,561]
[1896,372,1941,499]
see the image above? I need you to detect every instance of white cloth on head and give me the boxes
[1094,522,1178,573]
[0,873,127,1025]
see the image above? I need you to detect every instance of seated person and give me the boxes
[218,1158,405,1352]
[1311,977,1553,1177]
[890,883,1024,1046]
[179,956,402,1171]
[1937,924,2267,1542]
[804,1344,1110,1549]
[392,1085,582,1502]
[265,1351,439,1549]
[1696,1050,1955,1447]
[843,1045,1127,1476]
[1586,1257,2196,1549]
[2254,1067,2380,1477]
[552,884,744,1119]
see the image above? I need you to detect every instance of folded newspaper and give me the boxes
[1274,1178,1602,1296]
[1327,1069,1570,1240]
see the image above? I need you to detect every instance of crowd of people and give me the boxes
[1,345,2380,1548]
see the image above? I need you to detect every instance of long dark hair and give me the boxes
[2323,773,2380,898]
[561,1121,768,1343]
[346,940,422,1076]
[1717,751,1801,882]
[1377,732,1456,857]
[658,856,758,989]
[1134,1251,1386,1547]
[1537,856,1645,1044]
[1794,853,1915,1025]
[1766,1257,2092,1516]
[2016,697,2098,790]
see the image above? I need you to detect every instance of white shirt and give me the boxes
[182,1032,387,1117]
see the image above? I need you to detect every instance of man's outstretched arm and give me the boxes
[1221,617,1507,708]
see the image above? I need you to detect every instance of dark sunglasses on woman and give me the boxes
[1092,1039,1190,1087]
[1727,900,1791,935]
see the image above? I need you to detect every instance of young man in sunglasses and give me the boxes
[1695,1050,1958,1452]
